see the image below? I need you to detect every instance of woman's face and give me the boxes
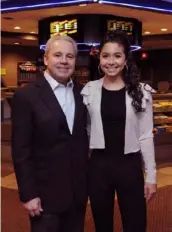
[99,42,127,79]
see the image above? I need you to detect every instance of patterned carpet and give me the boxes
[1,185,172,232]
[2,142,172,232]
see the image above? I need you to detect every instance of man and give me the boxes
[11,35,89,232]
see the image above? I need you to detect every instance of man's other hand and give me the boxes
[23,197,43,217]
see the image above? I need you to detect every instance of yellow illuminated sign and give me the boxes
[50,19,77,37]
[108,20,133,35]
[0,68,7,75]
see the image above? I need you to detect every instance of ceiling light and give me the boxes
[161,28,168,32]
[14,26,21,30]
[144,31,151,35]
[14,42,20,45]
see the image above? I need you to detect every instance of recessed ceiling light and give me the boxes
[14,42,20,45]
[161,28,168,32]
[14,26,21,30]
[144,31,151,35]
[79,4,87,6]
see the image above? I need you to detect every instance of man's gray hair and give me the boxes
[45,35,78,56]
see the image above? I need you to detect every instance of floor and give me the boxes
[1,143,172,232]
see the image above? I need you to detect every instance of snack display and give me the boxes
[154,115,168,124]
[153,98,172,134]
[168,117,172,123]
[159,101,171,111]
[152,90,172,152]
[165,125,172,133]
[153,101,172,112]
[153,103,163,112]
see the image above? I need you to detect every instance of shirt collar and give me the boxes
[44,71,74,91]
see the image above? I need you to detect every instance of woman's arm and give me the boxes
[138,93,156,184]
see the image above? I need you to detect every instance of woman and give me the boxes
[81,31,157,232]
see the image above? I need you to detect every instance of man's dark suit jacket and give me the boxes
[11,76,89,214]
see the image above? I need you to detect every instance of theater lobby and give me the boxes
[1,0,172,232]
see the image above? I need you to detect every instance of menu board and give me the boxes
[50,19,77,37]
[38,15,142,48]
[107,20,133,35]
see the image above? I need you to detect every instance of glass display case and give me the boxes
[153,93,172,136]
[153,93,172,163]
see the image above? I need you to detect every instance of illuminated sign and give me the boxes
[107,20,133,35]
[39,14,142,51]
[18,61,36,72]
[0,68,7,75]
[50,19,77,37]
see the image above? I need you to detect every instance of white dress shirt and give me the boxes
[44,71,75,134]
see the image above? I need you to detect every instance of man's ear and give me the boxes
[44,54,48,66]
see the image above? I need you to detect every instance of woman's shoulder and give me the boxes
[81,78,103,95]
[139,82,156,100]
[139,82,156,92]
[86,78,103,87]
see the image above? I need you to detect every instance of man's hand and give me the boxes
[23,197,43,217]
[144,183,157,203]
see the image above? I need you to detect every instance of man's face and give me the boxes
[44,40,76,84]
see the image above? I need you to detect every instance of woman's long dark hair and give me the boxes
[99,31,144,112]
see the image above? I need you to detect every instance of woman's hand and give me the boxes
[144,183,157,203]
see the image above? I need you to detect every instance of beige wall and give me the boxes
[1,44,40,86]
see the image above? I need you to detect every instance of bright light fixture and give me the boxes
[79,4,87,6]
[161,28,168,31]
[14,26,21,30]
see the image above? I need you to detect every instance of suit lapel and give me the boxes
[36,77,70,133]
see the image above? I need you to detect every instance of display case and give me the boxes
[153,93,172,163]
[153,93,172,135]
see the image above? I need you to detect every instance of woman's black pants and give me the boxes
[88,150,147,232]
